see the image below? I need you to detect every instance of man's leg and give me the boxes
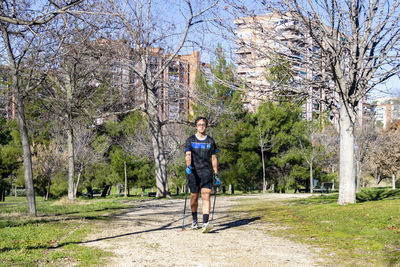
[201,188,213,233]
[190,193,199,229]
[201,188,211,215]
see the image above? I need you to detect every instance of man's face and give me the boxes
[195,119,207,135]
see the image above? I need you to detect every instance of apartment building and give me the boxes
[234,13,335,122]
[372,97,400,129]
[101,39,201,121]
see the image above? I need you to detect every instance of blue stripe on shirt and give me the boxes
[191,142,208,149]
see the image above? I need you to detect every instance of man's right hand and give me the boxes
[186,165,192,174]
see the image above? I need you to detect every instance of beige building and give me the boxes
[373,97,400,129]
[234,13,333,121]
[97,39,202,121]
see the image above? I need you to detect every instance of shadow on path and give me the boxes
[212,217,261,233]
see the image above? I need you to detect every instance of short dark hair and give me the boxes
[195,116,208,127]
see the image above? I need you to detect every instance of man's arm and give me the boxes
[185,151,192,167]
[211,154,218,174]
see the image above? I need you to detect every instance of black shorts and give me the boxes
[188,170,213,193]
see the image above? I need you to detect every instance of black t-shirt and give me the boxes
[185,134,218,174]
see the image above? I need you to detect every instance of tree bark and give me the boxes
[67,125,75,201]
[356,160,361,193]
[124,153,127,197]
[147,90,168,197]
[310,162,313,193]
[73,165,83,199]
[101,185,110,198]
[14,75,37,215]
[45,181,50,201]
[393,173,396,190]
[1,24,37,215]
[338,102,356,204]
[258,121,267,193]
[66,73,75,201]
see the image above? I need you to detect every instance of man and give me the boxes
[185,116,220,233]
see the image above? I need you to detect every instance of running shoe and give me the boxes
[191,221,199,230]
[201,222,213,233]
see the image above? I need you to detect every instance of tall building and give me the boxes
[234,13,336,121]
[100,39,201,121]
[372,97,400,129]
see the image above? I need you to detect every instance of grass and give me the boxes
[234,188,400,266]
[0,197,130,267]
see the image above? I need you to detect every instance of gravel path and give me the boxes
[83,193,323,266]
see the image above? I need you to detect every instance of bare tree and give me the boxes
[372,121,400,189]
[354,115,378,191]
[73,125,110,198]
[101,0,219,197]
[31,142,65,200]
[0,0,86,215]
[223,0,400,204]
[37,8,115,201]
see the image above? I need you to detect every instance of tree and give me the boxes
[31,142,65,200]
[293,116,332,192]
[227,0,400,204]
[101,0,219,197]
[0,0,86,215]
[354,115,379,191]
[373,121,400,189]
[106,112,152,197]
[35,8,115,201]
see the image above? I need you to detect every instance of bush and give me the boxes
[50,176,68,198]
[8,188,26,196]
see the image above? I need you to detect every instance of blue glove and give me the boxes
[214,174,221,187]
[186,165,192,174]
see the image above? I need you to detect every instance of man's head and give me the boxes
[195,116,208,135]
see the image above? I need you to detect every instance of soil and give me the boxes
[83,193,323,266]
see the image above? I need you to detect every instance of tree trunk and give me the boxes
[338,103,356,205]
[356,160,361,193]
[67,125,75,201]
[124,153,127,197]
[87,186,93,198]
[66,71,75,201]
[45,181,51,200]
[393,173,396,190]
[0,186,4,202]
[147,90,168,197]
[73,165,83,199]
[258,121,267,193]
[2,26,36,215]
[101,185,109,198]
[14,77,37,215]
[310,162,313,194]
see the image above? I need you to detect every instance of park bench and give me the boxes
[297,188,308,193]
[313,182,333,193]
[148,192,157,197]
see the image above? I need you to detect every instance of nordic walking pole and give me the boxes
[211,186,217,221]
[181,176,189,230]
[211,174,220,221]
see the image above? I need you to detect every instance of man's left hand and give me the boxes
[214,174,221,187]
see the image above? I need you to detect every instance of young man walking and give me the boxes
[185,116,220,233]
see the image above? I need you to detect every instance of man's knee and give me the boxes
[201,188,211,198]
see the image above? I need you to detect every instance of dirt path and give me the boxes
[84,193,322,267]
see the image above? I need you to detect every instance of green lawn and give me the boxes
[235,188,400,266]
[0,197,130,266]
